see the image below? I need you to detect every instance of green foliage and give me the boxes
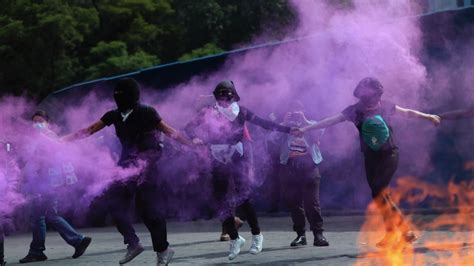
[178,43,225,61]
[85,41,159,79]
[0,0,296,98]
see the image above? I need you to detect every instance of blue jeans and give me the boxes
[28,195,84,255]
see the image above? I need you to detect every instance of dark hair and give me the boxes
[353,77,384,99]
[32,110,49,122]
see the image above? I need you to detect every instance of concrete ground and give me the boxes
[3,214,473,265]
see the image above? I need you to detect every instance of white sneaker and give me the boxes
[157,248,175,266]
[249,233,263,254]
[228,235,246,260]
[119,243,145,264]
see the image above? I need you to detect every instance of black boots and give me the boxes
[291,232,329,247]
[313,232,329,246]
[290,235,307,247]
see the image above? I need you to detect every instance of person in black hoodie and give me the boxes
[299,77,440,248]
[63,78,192,265]
[185,80,293,260]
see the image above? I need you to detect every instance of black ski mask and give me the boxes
[353,77,384,107]
[213,80,241,102]
[114,78,140,112]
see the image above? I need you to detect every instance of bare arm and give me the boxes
[157,120,193,146]
[395,105,440,125]
[61,120,106,142]
[301,113,346,132]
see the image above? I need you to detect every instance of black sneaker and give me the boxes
[313,233,329,246]
[290,235,307,247]
[1,260,6,266]
[72,236,92,259]
[19,253,48,264]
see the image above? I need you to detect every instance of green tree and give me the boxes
[178,43,225,61]
[85,41,159,79]
[0,0,296,98]
[90,0,174,56]
[0,0,99,98]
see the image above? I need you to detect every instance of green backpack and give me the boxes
[361,115,390,151]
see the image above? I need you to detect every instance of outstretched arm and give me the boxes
[61,120,106,142]
[438,106,474,120]
[157,120,193,146]
[301,113,346,132]
[395,105,440,125]
[245,109,291,133]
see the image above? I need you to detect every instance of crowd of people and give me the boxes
[1,77,472,266]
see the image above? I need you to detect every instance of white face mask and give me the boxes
[216,101,240,121]
[33,122,47,130]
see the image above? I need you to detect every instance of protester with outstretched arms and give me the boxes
[300,77,440,248]
[279,101,329,248]
[185,80,292,261]
[63,78,191,265]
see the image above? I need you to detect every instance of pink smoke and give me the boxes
[2,1,473,220]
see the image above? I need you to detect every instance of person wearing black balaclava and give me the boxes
[63,78,192,265]
[299,77,440,249]
[185,80,294,261]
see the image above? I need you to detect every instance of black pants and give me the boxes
[364,148,408,232]
[107,154,169,253]
[283,156,324,235]
[212,155,260,240]
[106,180,168,252]
[266,155,282,211]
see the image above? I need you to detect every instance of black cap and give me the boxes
[213,80,240,102]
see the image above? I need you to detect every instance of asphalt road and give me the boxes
[3,214,473,265]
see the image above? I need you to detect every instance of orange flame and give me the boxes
[354,161,474,265]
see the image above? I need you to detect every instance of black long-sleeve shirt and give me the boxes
[185,105,290,145]
[439,105,474,120]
